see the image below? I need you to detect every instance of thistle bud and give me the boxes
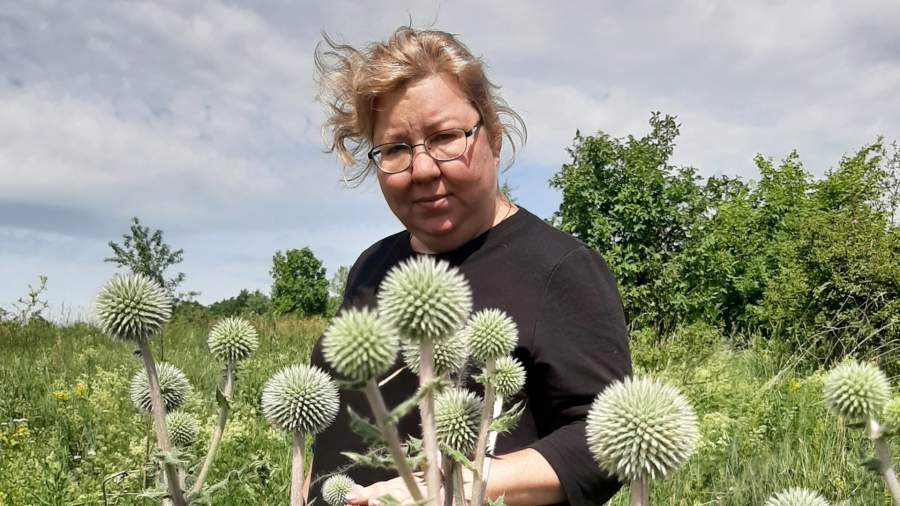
[823,360,890,421]
[883,397,900,432]
[95,274,171,342]
[462,309,517,365]
[261,364,339,434]
[129,362,192,413]
[492,356,526,398]
[207,317,259,363]
[165,411,199,448]
[401,330,467,375]
[322,308,398,382]
[586,377,698,481]
[378,256,472,344]
[763,487,830,506]
[434,388,482,455]
[322,474,357,506]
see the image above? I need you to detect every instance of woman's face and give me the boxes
[371,74,501,253]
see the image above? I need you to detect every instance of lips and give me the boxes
[413,193,449,204]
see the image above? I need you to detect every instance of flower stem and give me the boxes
[868,418,900,506]
[187,363,234,500]
[364,380,424,502]
[452,462,466,506]
[291,431,306,506]
[418,340,441,504]
[442,455,453,506]
[471,362,497,506]
[137,338,187,506]
[630,478,647,506]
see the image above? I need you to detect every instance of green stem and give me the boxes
[187,363,234,500]
[137,339,187,506]
[868,418,900,506]
[364,380,424,502]
[291,432,306,506]
[418,340,441,504]
[470,362,497,506]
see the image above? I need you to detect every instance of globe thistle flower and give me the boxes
[763,487,830,506]
[401,330,467,375]
[434,388,482,455]
[261,365,339,434]
[129,362,192,413]
[882,397,900,432]
[207,317,259,363]
[322,474,357,506]
[823,360,890,420]
[378,256,472,344]
[586,377,698,482]
[491,356,526,398]
[164,411,199,448]
[322,308,398,382]
[95,274,171,342]
[462,309,517,365]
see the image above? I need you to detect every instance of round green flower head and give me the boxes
[322,474,357,506]
[377,256,473,344]
[323,308,398,382]
[207,317,259,363]
[823,360,890,420]
[492,356,526,398]
[164,411,199,448]
[95,273,172,342]
[261,364,339,434]
[129,362,192,413]
[586,376,698,481]
[434,387,482,454]
[462,309,517,364]
[883,397,900,431]
[763,487,830,506]
[401,330,467,375]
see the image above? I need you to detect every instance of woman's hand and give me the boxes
[344,474,431,506]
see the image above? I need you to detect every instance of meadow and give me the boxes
[1,312,897,505]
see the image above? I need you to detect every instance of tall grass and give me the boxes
[0,316,896,505]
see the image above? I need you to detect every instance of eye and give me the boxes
[382,144,408,157]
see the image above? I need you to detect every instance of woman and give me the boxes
[310,27,632,506]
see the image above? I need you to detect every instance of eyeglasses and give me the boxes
[368,119,482,174]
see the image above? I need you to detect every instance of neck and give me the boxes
[410,199,518,254]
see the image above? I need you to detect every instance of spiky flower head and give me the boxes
[401,330,467,375]
[377,256,472,344]
[129,362,192,413]
[462,309,517,365]
[492,356,526,398]
[763,487,830,506]
[164,411,199,448]
[883,397,900,431]
[435,387,482,455]
[322,474,357,506]
[823,360,890,420]
[95,273,171,342]
[207,317,259,363]
[586,376,698,481]
[322,308,398,382]
[261,364,339,434]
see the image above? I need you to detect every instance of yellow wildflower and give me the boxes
[51,390,71,402]
[74,382,88,397]
[787,379,801,393]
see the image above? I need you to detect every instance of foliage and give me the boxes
[327,265,350,316]
[209,289,271,317]
[270,248,329,317]
[551,114,900,365]
[105,217,193,299]
[5,275,50,325]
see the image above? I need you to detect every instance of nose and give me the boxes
[409,145,441,182]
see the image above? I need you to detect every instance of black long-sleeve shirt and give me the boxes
[309,207,632,505]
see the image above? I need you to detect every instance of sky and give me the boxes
[2,0,899,320]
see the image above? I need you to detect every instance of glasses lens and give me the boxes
[376,144,412,173]
[427,129,467,160]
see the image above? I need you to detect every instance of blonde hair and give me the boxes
[315,26,526,183]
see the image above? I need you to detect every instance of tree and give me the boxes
[270,248,329,316]
[327,265,350,316]
[105,217,190,298]
[209,289,270,316]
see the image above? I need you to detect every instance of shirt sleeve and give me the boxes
[526,246,632,506]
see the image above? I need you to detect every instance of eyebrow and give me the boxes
[377,115,466,143]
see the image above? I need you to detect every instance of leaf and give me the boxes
[861,457,883,473]
[347,407,385,447]
[387,377,449,425]
[216,386,230,409]
[487,495,506,506]
[439,443,476,473]
[489,401,524,434]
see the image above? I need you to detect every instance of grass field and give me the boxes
[1,316,897,505]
